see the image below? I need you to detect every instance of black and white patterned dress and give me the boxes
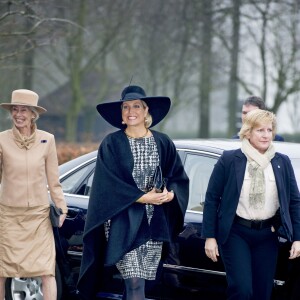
[105,135,163,280]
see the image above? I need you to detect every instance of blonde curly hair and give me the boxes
[141,100,153,128]
[238,109,277,140]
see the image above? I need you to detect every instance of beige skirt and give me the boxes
[0,204,55,277]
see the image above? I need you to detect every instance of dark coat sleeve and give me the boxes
[152,130,189,238]
[201,153,226,239]
[272,154,300,241]
[202,149,247,244]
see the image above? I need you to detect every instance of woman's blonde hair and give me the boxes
[238,109,277,140]
[141,100,153,128]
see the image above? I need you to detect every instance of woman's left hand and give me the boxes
[59,213,67,228]
[153,188,174,205]
[163,188,174,203]
[137,188,174,205]
[289,241,300,259]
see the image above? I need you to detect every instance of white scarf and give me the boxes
[241,139,275,209]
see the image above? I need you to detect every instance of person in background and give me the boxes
[0,89,68,300]
[232,96,284,141]
[203,109,300,300]
[77,85,189,300]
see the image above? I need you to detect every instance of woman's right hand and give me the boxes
[137,188,170,205]
[59,213,67,228]
[205,238,219,262]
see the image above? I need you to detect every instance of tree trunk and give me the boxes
[199,0,213,138]
[22,5,35,89]
[227,0,241,137]
[65,0,86,142]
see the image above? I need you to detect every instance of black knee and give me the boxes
[228,282,252,300]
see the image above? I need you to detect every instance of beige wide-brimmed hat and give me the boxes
[0,89,47,114]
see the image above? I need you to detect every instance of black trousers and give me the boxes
[220,222,279,300]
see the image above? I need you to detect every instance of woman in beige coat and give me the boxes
[0,89,68,300]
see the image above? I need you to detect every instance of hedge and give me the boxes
[57,143,98,165]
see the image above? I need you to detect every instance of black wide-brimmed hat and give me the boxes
[96,85,171,129]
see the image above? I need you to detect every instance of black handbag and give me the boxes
[153,165,165,193]
[49,204,62,227]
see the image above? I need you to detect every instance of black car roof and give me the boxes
[174,139,300,159]
[59,150,98,176]
[59,139,300,176]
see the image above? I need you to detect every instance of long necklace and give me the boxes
[124,128,149,139]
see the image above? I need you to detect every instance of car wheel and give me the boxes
[5,264,62,300]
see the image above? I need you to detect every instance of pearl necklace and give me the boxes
[124,129,149,139]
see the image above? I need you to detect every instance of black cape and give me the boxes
[77,130,189,299]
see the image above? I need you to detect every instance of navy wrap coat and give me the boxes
[77,130,189,299]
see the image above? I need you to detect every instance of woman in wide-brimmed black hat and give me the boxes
[77,85,189,300]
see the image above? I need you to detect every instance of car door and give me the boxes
[59,159,95,258]
[161,149,227,298]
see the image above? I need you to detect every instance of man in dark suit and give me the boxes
[232,96,284,141]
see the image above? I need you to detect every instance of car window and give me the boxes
[85,172,94,196]
[184,153,217,212]
[183,155,300,213]
[61,164,93,194]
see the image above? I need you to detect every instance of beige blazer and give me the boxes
[0,128,67,212]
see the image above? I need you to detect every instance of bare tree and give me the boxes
[38,0,134,142]
[269,1,300,112]
[0,0,75,129]
[2,0,299,139]
[109,0,197,131]
[238,1,300,114]
[287,93,300,132]
[199,0,213,138]
[227,0,241,137]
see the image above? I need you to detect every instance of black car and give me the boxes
[5,139,300,300]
